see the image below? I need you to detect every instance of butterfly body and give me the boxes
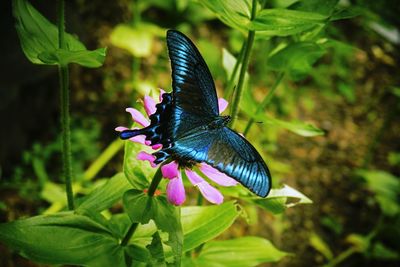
[120,30,272,197]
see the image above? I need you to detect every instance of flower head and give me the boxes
[116,90,237,205]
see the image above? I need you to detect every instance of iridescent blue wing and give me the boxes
[166,30,219,139]
[172,127,271,197]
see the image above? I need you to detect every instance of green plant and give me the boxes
[1,0,361,266]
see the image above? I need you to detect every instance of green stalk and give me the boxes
[58,0,74,210]
[243,72,284,136]
[323,247,357,267]
[83,139,124,181]
[224,42,246,99]
[121,167,163,246]
[121,222,139,246]
[147,167,163,197]
[229,0,258,127]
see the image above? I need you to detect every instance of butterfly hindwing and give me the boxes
[172,127,271,197]
[167,30,219,138]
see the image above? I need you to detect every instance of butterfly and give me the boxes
[120,30,271,197]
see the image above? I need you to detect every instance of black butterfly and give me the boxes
[120,30,271,197]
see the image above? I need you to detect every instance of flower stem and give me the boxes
[147,167,163,197]
[83,139,124,181]
[58,0,74,210]
[229,0,257,127]
[243,72,284,136]
[121,222,139,246]
[224,42,246,99]
[121,167,163,246]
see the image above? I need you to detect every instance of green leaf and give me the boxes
[309,232,333,260]
[196,237,288,266]
[123,189,154,224]
[77,173,131,214]
[38,48,107,68]
[147,232,166,266]
[267,42,326,80]
[40,181,67,205]
[200,0,253,31]
[265,116,325,137]
[181,201,240,251]
[125,244,151,263]
[123,190,182,265]
[13,0,106,66]
[346,233,371,253]
[250,9,327,37]
[290,0,339,17]
[250,185,312,214]
[123,141,154,189]
[330,7,361,21]
[110,23,164,57]
[356,170,400,216]
[371,242,400,260]
[153,196,183,266]
[0,212,124,266]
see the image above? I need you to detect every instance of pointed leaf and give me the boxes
[147,232,166,266]
[123,189,154,224]
[251,9,327,37]
[267,42,326,80]
[13,0,106,66]
[196,237,288,266]
[0,212,124,266]
[249,185,312,214]
[153,196,183,266]
[38,48,107,67]
[181,201,240,251]
[77,173,131,214]
[123,141,154,189]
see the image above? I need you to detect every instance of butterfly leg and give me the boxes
[153,149,171,164]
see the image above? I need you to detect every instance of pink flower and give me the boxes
[116,90,237,205]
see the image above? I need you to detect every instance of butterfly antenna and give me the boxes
[119,128,147,140]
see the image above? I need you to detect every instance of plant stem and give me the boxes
[147,167,163,197]
[121,168,163,246]
[83,139,124,181]
[121,222,139,246]
[229,0,258,127]
[243,72,284,136]
[324,247,357,267]
[224,42,246,99]
[58,0,74,210]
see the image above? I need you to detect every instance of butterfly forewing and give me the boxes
[167,30,219,138]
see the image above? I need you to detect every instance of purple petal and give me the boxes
[199,163,238,186]
[161,161,179,180]
[115,126,128,132]
[185,169,223,204]
[137,151,157,168]
[144,95,157,116]
[185,169,203,184]
[166,173,186,205]
[152,144,163,150]
[126,108,150,127]
[218,98,229,113]
[130,135,147,145]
